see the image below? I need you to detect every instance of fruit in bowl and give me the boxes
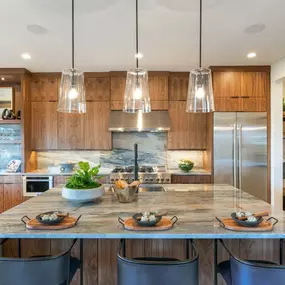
[178,159,194,172]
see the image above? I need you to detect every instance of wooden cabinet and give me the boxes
[0,184,3,214]
[30,76,58,102]
[110,72,169,110]
[168,72,189,101]
[31,102,57,149]
[85,102,112,150]
[3,183,23,212]
[168,101,207,149]
[57,113,85,149]
[212,69,269,112]
[85,75,110,101]
[171,175,212,184]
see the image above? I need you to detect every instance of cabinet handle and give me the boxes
[241,96,250,99]
[231,96,239,99]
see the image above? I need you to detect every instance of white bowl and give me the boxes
[62,185,105,203]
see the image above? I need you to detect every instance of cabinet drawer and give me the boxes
[171,175,212,184]
[3,176,22,184]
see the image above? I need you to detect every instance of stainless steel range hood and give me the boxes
[109,111,170,132]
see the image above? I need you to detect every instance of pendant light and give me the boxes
[186,0,214,113]
[57,0,86,114]
[123,0,151,113]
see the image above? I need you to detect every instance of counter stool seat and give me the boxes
[117,239,199,285]
[0,239,80,285]
[218,240,285,285]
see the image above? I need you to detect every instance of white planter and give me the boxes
[62,185,105,203]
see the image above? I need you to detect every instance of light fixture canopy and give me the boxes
[123,0,151,113]
[58,0,86,114]
[186,0,214,113]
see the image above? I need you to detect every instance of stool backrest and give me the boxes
[0,247,72,285]
[231,256,285,285]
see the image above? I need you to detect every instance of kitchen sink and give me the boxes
[138,185,166,192]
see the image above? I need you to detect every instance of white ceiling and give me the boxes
[0,0,285,72]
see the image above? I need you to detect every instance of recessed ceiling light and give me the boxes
[21,53,31,60]
[247,52,257,59]
[244,24,266,34]
[1,78,4,81]
[135,53,143,59]
[27,24,48,35]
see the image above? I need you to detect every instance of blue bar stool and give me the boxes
[0,239,80,285]
[117,239,199,285]
[217,239,285,285]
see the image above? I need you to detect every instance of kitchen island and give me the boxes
[0,184,284,285]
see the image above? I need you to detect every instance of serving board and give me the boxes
[119,217,178,231]
[217,217,275,232]
[23,216,80,230]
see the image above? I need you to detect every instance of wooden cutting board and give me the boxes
[121,217,175,231]
[219,218,274,232]
[25,216,79,230]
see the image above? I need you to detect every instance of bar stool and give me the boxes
[117,239,199,285]
[217,239,285,285]
[0,238,80,285]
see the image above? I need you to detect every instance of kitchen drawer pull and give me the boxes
[230,96,239,99]
[241,96,250,99]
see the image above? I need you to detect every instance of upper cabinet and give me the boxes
[168,72,189,101]
[85,74,110,101]
[110,72,169,110]
[30,75,58,102]
[211,67,270,112]
[168,101,207,150]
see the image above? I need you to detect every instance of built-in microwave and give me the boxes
[23,176,53,197]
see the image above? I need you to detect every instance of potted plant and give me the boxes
[178,159,195,172]
[62,162,105,203]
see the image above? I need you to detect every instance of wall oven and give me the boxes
[23,176,53,197]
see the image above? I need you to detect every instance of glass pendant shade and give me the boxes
[123,69,151,113]
[186,68,215,113]
[57,68,86,113]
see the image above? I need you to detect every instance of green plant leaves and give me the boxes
[65,162,102,189]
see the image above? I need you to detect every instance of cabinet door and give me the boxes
[31,76,58,102]
[3,183,23,211]
[31,102,58,149]
[169,73,189,101]
[0,184,3,214]
[85,102,112,149]
[58,113,85,149]
[240,97,267,112]
[85,76,110,101]
[149,74,168,101]
[168,101,207,149]
[111,75,126,110]
[214,97,241,112]
[241,72,269,98]
[213,72,241,98]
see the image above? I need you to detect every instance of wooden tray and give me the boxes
[216,217,278,232]
[21,215,82,230]
[118,216,178,231]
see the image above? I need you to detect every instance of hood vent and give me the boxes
[109,111,170,132]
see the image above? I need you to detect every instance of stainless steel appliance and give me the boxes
[23,176,53,197]
[214,112,267,201]
[109,166,171,184]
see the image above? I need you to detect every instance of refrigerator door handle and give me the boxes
[238,124,242,189]
[233,124,237,187]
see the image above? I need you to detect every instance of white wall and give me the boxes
[271,58,285,210]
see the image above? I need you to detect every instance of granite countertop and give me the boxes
[169,168,211,175]
[0,184,284,239]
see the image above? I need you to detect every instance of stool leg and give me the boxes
[80,239,84,285]
[280,239,284,265]
[213,239,218,285]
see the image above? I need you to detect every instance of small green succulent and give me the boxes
[65,162,102,189]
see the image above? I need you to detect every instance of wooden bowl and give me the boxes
[231,213,263,227]
[36,211,65,225]
[132,213,162,227]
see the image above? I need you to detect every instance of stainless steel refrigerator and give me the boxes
[214,112,268,201]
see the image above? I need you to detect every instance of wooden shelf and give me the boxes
[0,120,21,124]
[0,140,22,144]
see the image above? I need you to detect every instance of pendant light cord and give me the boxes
[72,0,75,69]
[136,0,139,69]
[199,0,202,68]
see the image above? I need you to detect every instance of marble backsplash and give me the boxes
[37,133,204,170]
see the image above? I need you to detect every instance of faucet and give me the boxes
[134,143,139,181]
